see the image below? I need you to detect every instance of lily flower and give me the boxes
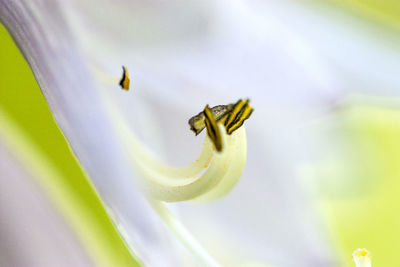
[1,0,400,266]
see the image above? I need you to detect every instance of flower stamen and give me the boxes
[119,65,130,91]
[101,77,250,201]
[189,99,253,152]
[224,99,253,135]
[188,104,234,135]
[203,105,223,152]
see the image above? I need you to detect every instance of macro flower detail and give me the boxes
[113,69,254,201]
[111,95,249,202]
[189,99,253,153]
[203,104,224,152]
[188,99,253,137]
[2,0,400,266]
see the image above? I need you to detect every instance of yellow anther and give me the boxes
[203,105,223,152]
[188,104,233,135]
[119,66,130,90]
[188,99,253,136]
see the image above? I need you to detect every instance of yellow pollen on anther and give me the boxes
[119,66,130,91]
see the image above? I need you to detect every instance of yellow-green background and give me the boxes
[310,1,400,266]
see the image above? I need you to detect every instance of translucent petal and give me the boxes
[0,1,196,265]
[0,0,347,265]
[0,131,93,267]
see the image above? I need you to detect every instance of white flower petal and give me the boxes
[247,1,400,96]
[1,0,356,265]
[0,1,198,265]
[38,0,340,265]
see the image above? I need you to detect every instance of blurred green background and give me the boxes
[326,0,400,31]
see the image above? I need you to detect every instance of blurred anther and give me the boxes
[119,66,130,91]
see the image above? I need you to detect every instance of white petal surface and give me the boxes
[7,0,390,265]
[0,0,197,265]
[58,0,342,265]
